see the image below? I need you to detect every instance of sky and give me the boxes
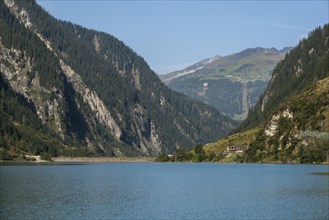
[37,0,329,75]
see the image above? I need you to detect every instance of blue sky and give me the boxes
[37,0,328,74]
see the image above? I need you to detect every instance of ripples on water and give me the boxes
[1,163,328,219]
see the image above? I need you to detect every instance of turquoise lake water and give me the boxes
[0,163,328,219]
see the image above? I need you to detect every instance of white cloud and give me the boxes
[249,20,310,31]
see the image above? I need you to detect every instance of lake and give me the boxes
[0,163,328,219]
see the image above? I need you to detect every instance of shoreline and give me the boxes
[1,156,328,164]
[52,156,156,163]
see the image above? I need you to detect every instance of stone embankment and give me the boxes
[53,157,156,162]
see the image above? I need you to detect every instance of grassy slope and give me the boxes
[203,76,329,163]
[202,53,283,82]
[204,127,260,154]
[167,51,285,120]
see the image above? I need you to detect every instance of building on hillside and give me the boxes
[226,145,248,152]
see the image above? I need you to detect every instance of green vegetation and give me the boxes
[241,24,329,130]
[156,143,238,163]
[164,24,329,164]
[242,77,329,164]
[40,153,53,162]
[233,24,329,164]
[0,73,64,160]
[192,144,206,162]
[155,154,171,162]
[162,47,287,120]
[155,148,193,162]
[2,0,327,164]
[0,0,236,159]
[205,128,260,154]
[206,52,279,82]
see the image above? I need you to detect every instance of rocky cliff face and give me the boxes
[242,24,329,130]
[240,24,329,163]
[202,25,329,164]
[245,77,329,163]
[0,0,235,157]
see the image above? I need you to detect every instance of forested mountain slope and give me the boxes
[242,24,329,130]
[0,0,235,159]
[204,24,329,164]
[160,47,290,120]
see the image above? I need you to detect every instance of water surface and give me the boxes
[1,163,328,219]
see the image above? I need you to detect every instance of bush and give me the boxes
[214,152,225,162]
[0,148,13,160]
[41,153,53,161]
[298,139,329,164]
[193,144,206,162]
[208,152,216,161]
[192,153,205,162]
[155,154,169,162]
[175,148,193,161]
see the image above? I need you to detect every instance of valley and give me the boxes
[157,24,329,164]
[160,47,291,120]
[0,0,328,164]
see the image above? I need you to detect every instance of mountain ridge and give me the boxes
[0,0,235,159]
[160,47,291,84]
[204,24,329,164]
[160,47,291,120]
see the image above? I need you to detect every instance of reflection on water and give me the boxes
[310,172,329,176]
[1,163,328,219]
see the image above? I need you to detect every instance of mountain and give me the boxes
[160,47,291,121]
[0,0,236,159]
[204,24,329,164]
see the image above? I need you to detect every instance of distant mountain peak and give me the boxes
[199,55,222,65]
[160,47,290,120]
